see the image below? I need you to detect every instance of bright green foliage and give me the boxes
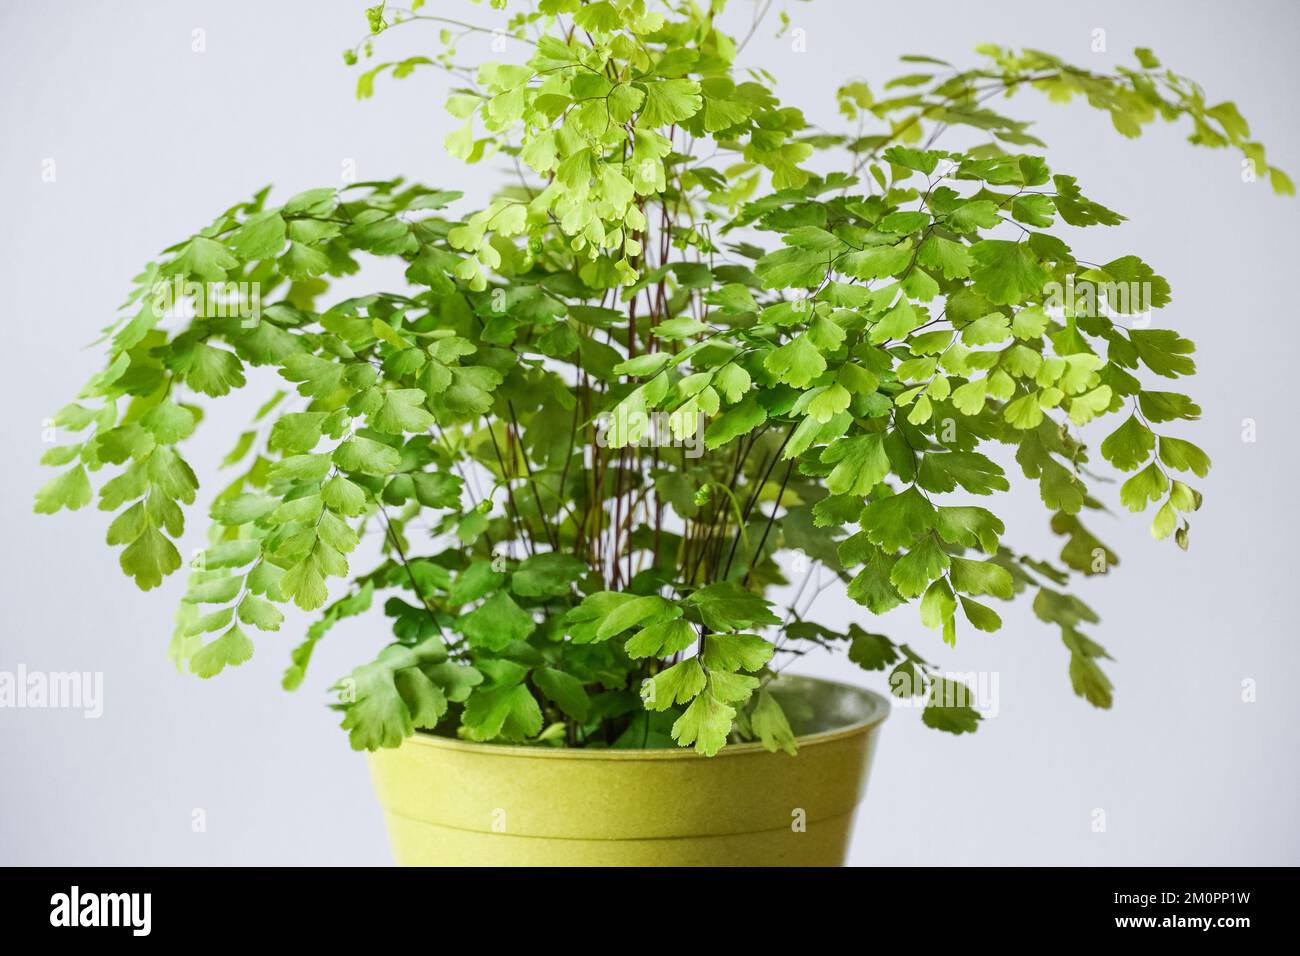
[38,1,1288,755]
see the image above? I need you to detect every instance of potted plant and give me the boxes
[35,0,1289,867]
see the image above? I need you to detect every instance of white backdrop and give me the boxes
[2,0,1297,865]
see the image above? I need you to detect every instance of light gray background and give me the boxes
[2,0,1297,866]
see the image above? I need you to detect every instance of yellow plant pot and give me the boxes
[367,675,888,866]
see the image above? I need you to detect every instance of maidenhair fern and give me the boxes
[37,1,1289,754]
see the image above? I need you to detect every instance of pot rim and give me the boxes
[399,673,890,762]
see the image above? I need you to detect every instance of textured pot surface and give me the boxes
[367,675,888,866]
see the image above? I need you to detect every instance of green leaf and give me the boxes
[949,556,1014,599]
[322,475,369,516]
[373,388,436,434]
[1004,392,1044,430]
[394,668,448,730]
[643,658,706,711]
[960,312,1010,346]
[624,618,697,659]
[1269,166,1295,197]
[711,670,761,707]
[755,247,826,289]
[449,560,507,605]
[1151,499,1178,540]
[213,493,278,525]
[1011,194,1055,227]
[426,661,482,704]
[336,636,452,750]
[821,433,889,496]
[34,465,93,514]
[1129,328,1195,378]
[847,628,898,670]
[969,240,1049,305]
[1063,628,1113,708]
[460,591,536,650]
[1012,306,1049,340]
[750,689,797,756]
[204,540,261,569]
[846,545,905,614]
[764,334,826,388]
[879,210,931,234]
[1119,462,1168,512]
[671,687,735,756]
[840,243,912,281]
[281,354,346,399]
[457,509,488,546]
[106,501,147,545]
[333,436,401,475]
[185,606,233,637]
[167,236,239,281]
[684,582,780,631]
[189,623,255,678]
[1100,414,1154,471]
[1157,436,1210,477]
[613,353,672,377]
[533,668,590,722]
[883,145,941,174]
[267,451,331,485]
[463,683,543,742]
[699,81,754,132]
[640,77,703,126]
[345,215,416,255]
[1053,174,1124,226]
[596,594,679,640]
[1139,391,1201,423]
[281,557,329,610]
[859,487,934,552]
[701,634,774,672]
[279,241,332,280]
[230,211,287,260]
[921,677,981,734]
[891,536,950,598]
[434,366,502,416]
[186,575,242,604]
[918,235,972,279]
[184,344,246,397]
[959,595,1002,632]
[704,396,767,450]
[141,401,197,443]
[934,505,1004,554]
[1068,385,1113,425]
[237,594,284,632]
[950,379,987,416]
[868,298,922,343]
[120,526,182,590]
[405,245,457,293]
[918,451,1009,495]
[947,200,1000,232]
[269,412,328,454]
[707,285,759,317]
[411,471,462,509]
[511,552,587,598]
